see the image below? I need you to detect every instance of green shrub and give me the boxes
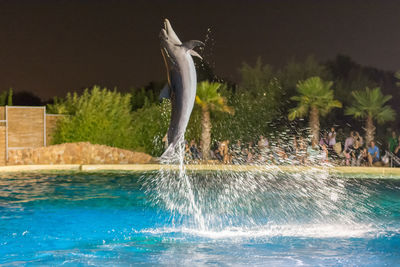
[130,100,171,156]
[50,86,135,149]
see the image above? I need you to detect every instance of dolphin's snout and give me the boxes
[161,19,182,45]
[164,19,170,33]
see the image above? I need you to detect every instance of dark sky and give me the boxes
[0,0,399,100]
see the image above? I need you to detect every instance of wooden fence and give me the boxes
[0,106,63,165]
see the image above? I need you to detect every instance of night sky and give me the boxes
[0,0,399,100]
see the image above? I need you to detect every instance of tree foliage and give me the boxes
[212,78,282,143]
[44,54,399,156]
[278,55,331,100]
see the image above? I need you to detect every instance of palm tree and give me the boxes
[288,76,342,143]
[345,87,395,145]
[195,81,234,160]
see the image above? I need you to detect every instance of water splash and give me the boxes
[142,140,381,236]
[152,137,206,229]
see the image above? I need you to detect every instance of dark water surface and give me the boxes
[0,172,399,266]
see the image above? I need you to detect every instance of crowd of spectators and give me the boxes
[183,128,400,167]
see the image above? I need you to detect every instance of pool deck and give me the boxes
[0,164,399,178]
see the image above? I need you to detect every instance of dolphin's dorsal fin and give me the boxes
[180,40,204,50]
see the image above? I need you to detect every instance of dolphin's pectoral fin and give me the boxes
[190,50,203,60]
[159,83,171,100]
[179,40,205,50]
[179,40,204,59]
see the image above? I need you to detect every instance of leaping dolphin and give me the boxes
[159,19,203,161]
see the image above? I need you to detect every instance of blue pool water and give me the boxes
[1,171,400,266]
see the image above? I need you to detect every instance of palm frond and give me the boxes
[376,106,396,124]
[288,104,309,120]
[345,106,365,119]
[347,87,396,123]
[196,81,234,114]
[290,76,341,119]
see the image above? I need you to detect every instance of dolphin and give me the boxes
[159,19,203,160]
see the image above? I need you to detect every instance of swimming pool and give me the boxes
[1,171,399,265]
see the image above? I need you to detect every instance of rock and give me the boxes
[6,142,153,165]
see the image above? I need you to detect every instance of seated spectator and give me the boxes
[214,148,223,162]
[319,132,329,147]
[328,127,336,147]
[248,141,256,159]
[367,141,380,166]
[388,131,398,153]
[219,140,231,164]
[257,136,269,161]
[189,140,200,160]
[258,135,269,149]
[210,142,219,160]
[184,142,191,162]
[393,136,400,167]
[344,132,355,165]
[307,139,320,163]
[354,131,363,146]
[162,134,168,149]
[344,131,354,151]
[289,136,298,155]
[360,148,369,166]
[321,144,329,163]
[337,128,346,147]
[344,147,351,166]
[395,136,400,156]
[274,139,288,163]
[213,141,222,162]
[326,128,340,160]
[382,153,390,166]
[297,136,307,164]
[243,148,253,163]
[351,140,362,166]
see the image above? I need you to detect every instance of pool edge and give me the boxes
[0,164,399,178]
